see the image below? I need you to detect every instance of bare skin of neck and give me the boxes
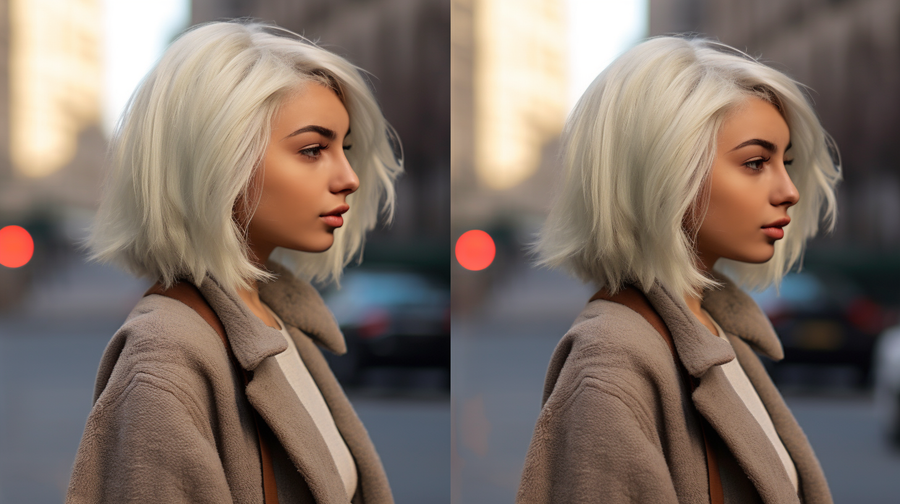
[687,251,720,336]
[235,242,282,330]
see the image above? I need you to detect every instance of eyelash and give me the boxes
[744,157,767,171]
[298,143,353,159]
[744,157,794,171]
[299,145,325,158]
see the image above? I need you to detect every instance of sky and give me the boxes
[566,0,647,110]
[102,0,190,135]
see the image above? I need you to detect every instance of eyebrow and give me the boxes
[729,138,792,153]
[283,125,352,141]
[729,138,776,153]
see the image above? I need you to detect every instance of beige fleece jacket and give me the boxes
[66,262,392,504]
[517,272,831,504]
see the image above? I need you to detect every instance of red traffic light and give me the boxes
[0,225,34,268]
[455,230,496,271]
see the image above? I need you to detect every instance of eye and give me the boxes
[784,158,794,166]
[299,144,324,158]
[343,144,352,151]
[744,157,767,171]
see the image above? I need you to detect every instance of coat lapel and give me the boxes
[245,355,351,502]
[692,365,800,503]
[201,264,392,504]
[259,263,392,503]
[729,335,833,504]
[643,279,801,504]
[290,327,393,504]
[198,273,348,500]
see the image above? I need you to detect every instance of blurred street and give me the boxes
[451,262,900,504]
[0,254,448,504]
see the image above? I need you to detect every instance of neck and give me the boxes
[685,251,719,335]
[683,291,703,317]
[235,243,280,329]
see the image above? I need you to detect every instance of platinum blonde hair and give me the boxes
[534,36,840,297]
[88,21,402,292]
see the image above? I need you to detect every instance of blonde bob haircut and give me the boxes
[88,21,402,292]
[535,36,841,297]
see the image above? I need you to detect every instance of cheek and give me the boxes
[705,165,765,228]
[264,178,319,221]
[697,170,775,262]
[708,183,752,228]
[259,156,314,211]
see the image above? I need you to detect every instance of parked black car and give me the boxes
[321,268,450,385]
[749,271,894,386]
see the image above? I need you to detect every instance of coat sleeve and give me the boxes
[516,377,681,504]
[66,371,235,504]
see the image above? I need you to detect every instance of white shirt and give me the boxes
[264,303,358,499]
[704,310,799,492]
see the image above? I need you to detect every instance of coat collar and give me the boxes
[197,261,345,372]
[641,271,784,378]
[643,282,735,378]
[701,270,784,361]
[258,261,346,355]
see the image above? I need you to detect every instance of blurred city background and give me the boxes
[451,0,900,502]
[0,0,449,503]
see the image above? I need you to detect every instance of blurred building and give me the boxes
[0,0,107,308]
[650,0,900,248]
[451,0,567,226]
[193,0,451,271]
[0,0,106,216]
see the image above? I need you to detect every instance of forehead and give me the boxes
[719,96,789,145]
[273,83,349,134]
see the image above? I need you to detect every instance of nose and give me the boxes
[772,162,799,208]
[331,150,359,195]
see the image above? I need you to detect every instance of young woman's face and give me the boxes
[247,83,359,260]
[695,96,798,269]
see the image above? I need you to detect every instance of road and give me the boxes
[0,255,448,504]
[452,265,900,504]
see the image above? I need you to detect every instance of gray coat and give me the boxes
[66,262,392,504]
[517,273,832,503]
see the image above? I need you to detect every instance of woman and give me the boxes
[518,37,840,503]
[67,21,401,503]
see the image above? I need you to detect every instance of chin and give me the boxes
[739,247,776,264]
[307,241,335,253]
[288,236,335,254]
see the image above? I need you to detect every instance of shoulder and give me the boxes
[559,299,675,373]
[541,299,679,408]
[94,294,232,404]
[119,294,225,365]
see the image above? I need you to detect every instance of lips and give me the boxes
[761,217,790,240]
[321,205,349,228]
[762,227,784,240]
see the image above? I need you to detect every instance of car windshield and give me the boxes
[324,270,449,321]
